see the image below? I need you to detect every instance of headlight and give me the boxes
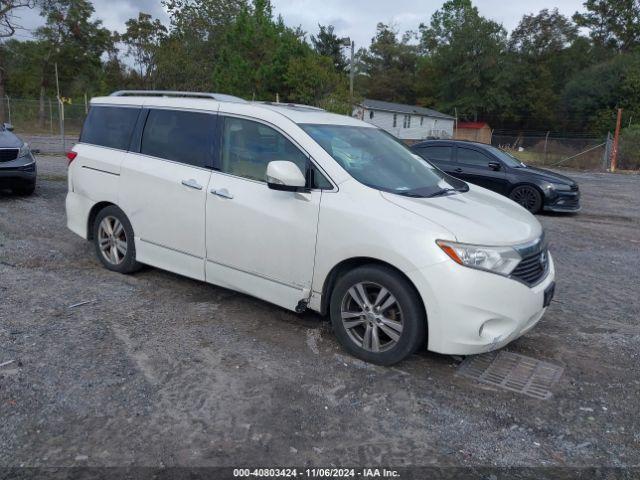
[18,142,31,157]
[436,240,522,275]
[548,183,573,191]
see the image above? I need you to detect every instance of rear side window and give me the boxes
[80,106,139,150]
[457,147,491,166]
[141,109,216,168]
[415,146,452,162]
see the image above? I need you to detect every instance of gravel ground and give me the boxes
[1,156,639,470]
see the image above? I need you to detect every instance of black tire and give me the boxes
[92,205,141,274]
[329,264,427,366]
[13,181,36,196]
[510,185,543,213]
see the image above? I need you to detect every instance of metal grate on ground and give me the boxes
[457,351,564,400]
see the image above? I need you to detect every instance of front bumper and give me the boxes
[544,190,580,212]
[407,253,556,355]
[0,154,37,187]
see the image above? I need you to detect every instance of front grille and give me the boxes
[0,149,19,162]
[511,249,548,286]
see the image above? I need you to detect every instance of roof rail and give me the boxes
[255,101,325,112]
[109,90,247,103]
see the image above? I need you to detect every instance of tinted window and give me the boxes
[81,106,139,150]
[221,117,308,182]
[416,146,452,162]
[141,109,216,168]
[457,147,492,166]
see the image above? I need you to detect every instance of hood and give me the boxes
[381,184,542,246]
[0,130,23,148]
[519,165,576,186]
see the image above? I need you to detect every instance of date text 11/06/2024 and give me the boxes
[233,468,400,478]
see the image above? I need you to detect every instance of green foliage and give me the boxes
[573,0,640,51]
[3,0,640,137]
[120,13,167,86]
[619,124,640,169]
[358,24,419,104]
[35,0,112,96]
[563,52,640,133]
[417,0,507,117]
[311,24,347,71]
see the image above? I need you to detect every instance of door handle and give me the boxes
[454,168,463,173]
[210,188,234,199]
[181,179,203,190]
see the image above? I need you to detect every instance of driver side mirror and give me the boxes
[488,161,501,171]
[3,123,14,132]
[266,161,307,192]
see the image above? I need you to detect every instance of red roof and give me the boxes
[458,122,489,129]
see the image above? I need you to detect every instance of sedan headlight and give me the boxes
[18,142,31,157]
[548,183,573,191]
[436,240,522,275]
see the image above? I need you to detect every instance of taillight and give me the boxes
[66,151,78,165]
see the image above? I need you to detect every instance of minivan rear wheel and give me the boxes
[93,206,141,274]
[330,265,427,366]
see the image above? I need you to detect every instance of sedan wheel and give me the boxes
[510,185,542,213]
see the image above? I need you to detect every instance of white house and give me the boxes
[353,99,455,142]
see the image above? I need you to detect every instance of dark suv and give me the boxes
[0,123,36,195]
[411,140,580,213]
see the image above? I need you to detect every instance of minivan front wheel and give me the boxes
[93,206,141,274]
[330,265,427,366]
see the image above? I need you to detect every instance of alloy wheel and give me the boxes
[340,281,404,353]
[512,186,539,211]
[97,216,127,265]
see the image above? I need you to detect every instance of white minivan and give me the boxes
[66,91,555,365]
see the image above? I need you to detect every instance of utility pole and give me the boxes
[55,62,65,153]
[611,108,623,172]
[341,37,355,101]
[349,40,355,100]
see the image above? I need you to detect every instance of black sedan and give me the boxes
[412,140,580,213]
[0,123,36,195]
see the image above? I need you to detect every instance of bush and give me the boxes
[618,125,640,170]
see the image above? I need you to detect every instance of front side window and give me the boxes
[301,124,467,198]
[220,117,309,183]
[457,147,493,167]
[141,109,216,168]
[81,106,140,150]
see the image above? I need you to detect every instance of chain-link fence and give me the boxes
[491,131,608,170]
[3,97,87,135]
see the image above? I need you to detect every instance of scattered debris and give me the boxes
[0,360,15,368]
[68,299,97,309]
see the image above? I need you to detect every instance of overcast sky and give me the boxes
[11,0,586,47]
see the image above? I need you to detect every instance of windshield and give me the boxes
[301,124,467,197]
[484,145,526,168]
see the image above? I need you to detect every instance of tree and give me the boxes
[121,13,167,87]
[35,0,112,124]
[162,0,247,38]
[311,24,347,71]
[359,23,419,104]
[0,0,36,122]
[510,9,578,56]
[418,0,508,119]
[573,0,640,51]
